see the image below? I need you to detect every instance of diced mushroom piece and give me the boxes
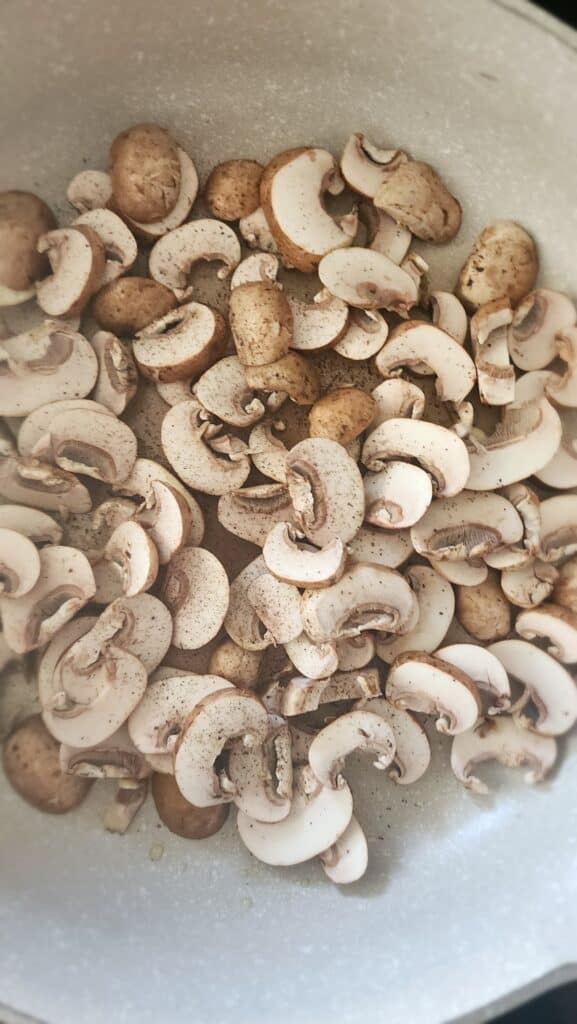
[428,557,488,587]
[374,160,461,243]
[436,643,511,716]
[3,716,91,813]
[411,491,523,563]
[205,159,263,220]
[148,219,241,301]
[128,674,233,755]
[376,565,454,664]
[362,419,470,497]
[113,457,204,546]
[194,355,274,427]
[0,190,57,305]
[301,563,417,643]
[134,302,226,384]
[42,407,137,485]
[225,556,271,651]
[161,547,229,650]
[284,634,339,680]
[456,221,538,311]
[0,505,62,545]
[91,331,137,415]
[281,669,381,717]
[364,462,433,530]
[110,123,181,223]
[455,570,511,642]
[288,292,349,352]
[546,327,577,409]
[247,572,303,644]
[229,716,293,823]
[320,815,368,885]
[553,556,577,614]
[430,291,468,346]
[238,206,279,254]
[515,605,577,665]
[0,321,98,417]
[237,764,353,866]
[358,697,431,785]
[334,309,390,361]
[36,226,105,317]
[161,400,251,496]
[244,353,320,406]
[104,521,159,597]
[386,652,481,735]
[346,525,413,569]
[285,437,364,547]
[451,717,557,795]
[336,633,376,670]
[490,639,577,737]
[371,378,425,427]
[208,640,262,690]
[74,209,137,286]
[0,455,91,515]
[466,398,562,490]
[66,169,112,213]
[127,148,199,241]
[340,133,407,198]
[539,494,577,563]
[501,559,558,609]
[217,484,293,547]
[152,772,229,839]
[134,480,191,564]
[92,277,177,335]
[230,251,280,290]
[309,709,395,788]
[0,545,95,654]
[260,147,355,272]
[60,724,151,780]
[508,289,576,371]
[308,387,375,446]
[376,321,476,405]
[69,594,173,675]
[0,529,41,598]
[318,247,419,315]
[470,299,515,406]
[175,689,269,807]
[263,521,346,589]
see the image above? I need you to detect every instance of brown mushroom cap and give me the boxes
[0,190,56,297]
[152,771,229,838]
[92,277,177,335]
[110,123,181,223]
[245,353,320,406]
[455,570,511,643]
[3,715,91,813]
[374,160,462,243]
[205,160,263,221]
[229,281,293,366]
[309,388,376,446]
[456,220,538,311]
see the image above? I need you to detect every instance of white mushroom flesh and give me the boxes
[451,717,557,795]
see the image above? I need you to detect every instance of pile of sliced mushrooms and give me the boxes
[1,124,576,884]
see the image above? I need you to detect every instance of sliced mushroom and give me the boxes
[430,291,468,346]
[333,309,389,361]
[217,484,293,547]
[238,206,279,254]
[376,565,454,664]
[0,505,62,545]
[318,247,419,315]
[361,204,413,265]
[546,327,577,409]
[286,437,364,546]
[60,724,150,780]
[248,419,290,483]
[455,570,511,642]
[113,457,204,546]
[244,353,320,405]
[508,289,576,371]
[284,634,339,680]
[428,557,488,587]
[364,462,433,530]
[346,525,412,569]
[288,292,349,353]
[152,772,229,839]
[161,546,229,650]
[489,638,577,736]
[536,424,577,490]
[110,123,181,222]
[308,387,375,446]
[515,605,577,664]
[149,219,241,300]
[36,226,105,317]
[205,159,263,220]
[451,717,557,794]
[103,778,149,834]
[247,573,303,644]
[411,491,523,562]
[281,669,381,717]
[74,208,137,286]
[224,556,270,651]
[134,302,226,384]
[336,633,375,671]
[386,652,481,735]
[263,521,345,589]
[18,399,113,458]
[309,709,395,788]
[371,378,425,427]
[340,134,406,198]
[466,397,562,491]
[70,594,173,675]
[539,494,577,563]
[0,528,41,599]
[0,321,98,417]
[320,814,368,885]
[133,480,191,564]
[228,716,292,823]
[208,640,262,690]
[92,277,177,335]
[375,321,476,405]
[470,298,515,406]
[0,455,91,515]
[358,698,431,785]
[553,555,577,614]
[37,615,97,709]
[66,169,112,213]
[41,407,137,484]
[501,559,558,609]
[92,331,138,415]
[301,563,417,643]
[259,147,355,272]
[127,148,199,240]
[104,521,159,597]
[230,251,280,290]
[456,220,538,311]
[194,355,277,427]
[362,419,470,497]
[128,674,233,755]
[374,160,461,243]
[3,715,91,813]
[492,481,542,561]
[436,643,511,716]
[161,400,251,495]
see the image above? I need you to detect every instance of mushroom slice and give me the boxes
[161,400,251,496]
[536,428,577,490]
[260,147,355,272]
[102,521,158,597]
[225,556,270,651]
[0,529,41,599]
[218,484,293,547]
[60,724,150,780]
[230,251,280,290]
[386,652,481,735]
[546,327,577,409]
[208,641,262,691]
[288,292,349,352]
[3,716,92,814]
[71,594,173,674]
[103,779,149,834]
[37,615,97,713]
[515,605,577,664]
[133,480,191,564]
[428,557,488,587]
[334,309,389,361]
[309,709,395,788]
[36,226,105,317]
[320,815,368,885]
[113,457,204,546]
[66,169,112,212]
[161,546,229,650]
[309,387,375,446]
[237,764,353,866]
[0,505,62,545]
[411,491,523,562]
[281,669,381,717]
[456,221,538,311]
[430,291,468,345]
[0,321,97,417]
[92,331,137,416]
[244,353,320,406]
[466,397,562,490]
[501,559,558,609]
[134,302,226,384]
[374,160,461,243]
[362,419,470,497]
[44,408,137,484]
[228,717,292,823]
[508,289,576,371]
[318,247,418,315]
[128,674,233,755]
[0,455,91,515]
[127,148,199,240]
[371,378,425,427]
[194,355,273,427]
[539,494,577,563]
[470,299,515,406]
[553,556,577,614]
[238,206,279,254]
[336,633,375,670]
[263,522,346,589]
[247,573,302,644]
[18,398,115,457]
[0,545,95,654]
[340,134,406,198]
[496,481,541,558]
[489,639,577,736]
[148,220,241,301]
[346,525,412,569]
[285,437,364,547]
[301,563,417,643]
[376,565,454,664]
[284,634,339,680]
[456,570,511,642]
[358,698,430,785]
[175,689,269,807]
[436,643,511,716]
[361,205,412,265]
[364,462,433,530]
[376,321,476,405]
[451,717,556,794]
[74,209,137,286]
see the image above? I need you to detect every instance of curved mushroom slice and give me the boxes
[208,640,262,691]
[74,209,137,286]
[376,565,454,664]
[17,399,114,457]
[364,462,432,530]
[489,638,577,736]
[3,716,92,814]
[386,652,481,735]
[362,419,470,498]
[0,455,91,515]
[546,327,577,409]
[451,717,556,795]
[244,353,320,406]
[494,481,541,560]
[309,387,375,446]
[237,764,353,866]
[430,291,468,346]
[92,331,137,416]
[281,669,381,718]
[539,494,577,563]
[288,292,349,353]
[456,221,538,312]
[515,605,577,665]
[466,397,562,491]
[375,321,476,405]
[436,643,511,716]
[428,557,488,587]
[134,302,226,384]
[346,525,412,570]
[260,147,355,272]
[536,429,577,490]
[44,408,137,485]
[284,634,339,680]
[156,379,194,407]
[470,299,515,406]
[175,689,269,807]
[113,457,204,547]
[104,521,159,597]
[218,484,293,547]
[128,674,233,755]
[320,815,368,885]
[0,529,40,599]
[67,169,112,212]
[127,148,199,240]
[71,594,173,675]
[371,378,425,427]
[225,556,270,651]
[0,321,98,417]
[36,226,105,317]
[301,563,417,643]
[336,633,375,671]
[38,616,98,705]
[318,247,418,315]
[263,521,345,589]
[309,709,395,789]
[358,698,431,785]
[340,134,407,198]
[508,289,576,371]
[238,206,279,254]
[194,355,275,427]
[0,505,62,545]
[374,159,461,243]
[501,559,557,609]
[230,252,280,290]
[361,205,412,265]
[161,547,229,651]
[334,309,389,361]
[411,491,523,563]
[247,573,302,645]
[0,545,95,654]
[228,717,293,823]
[148,219,241,301]
[60,724,150,781]
[161,400,251,496]
[456,571,511,642]
[285,437,364,547]
[553,556,577,614]
[133,480,191,564]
